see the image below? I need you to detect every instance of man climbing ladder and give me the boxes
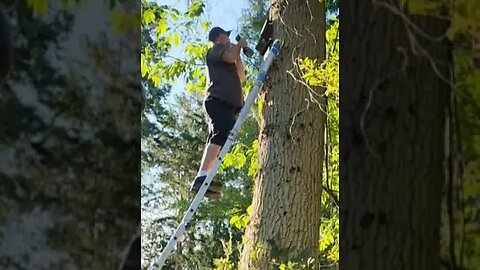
[191,26,249,199]
[150,22,279,269]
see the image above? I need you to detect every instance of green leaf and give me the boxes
[247,140,259,177]
[143,9,156,25]
[192,68,202,78]
[158,19,167,35]
[229,215,247,230]
[257,98,263,120]
[141,54,148,77]
[407,0,441,15]
[185,82,194,92]
[27,0,49,16]
[447,12,471,40]
[170,11,179,22]
[201,20,210,33]
[151,74,161,87]
[235,153,247,169]
[186,0,205,18]
[222,154,234,168]
[249,250,257,261]
[165,35,172,47]
[173,32,181,47]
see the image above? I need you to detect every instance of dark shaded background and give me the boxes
[0,1,140,269]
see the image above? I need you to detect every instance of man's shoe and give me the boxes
[190,175,223,199]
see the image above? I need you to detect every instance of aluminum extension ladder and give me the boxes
[150,39,281,270]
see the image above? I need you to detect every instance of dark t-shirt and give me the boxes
[205,43,244,109]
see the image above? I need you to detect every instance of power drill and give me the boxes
[235,35,254,57]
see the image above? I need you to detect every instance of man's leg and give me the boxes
[197,142,222,176]
[192,142,223,195]
[190,97,235,198]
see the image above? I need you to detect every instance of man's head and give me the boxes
[208,27,231,45]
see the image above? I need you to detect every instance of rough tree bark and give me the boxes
[340,1,452,269]
[239,0,325,269]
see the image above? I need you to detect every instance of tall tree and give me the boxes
[240,0,326,269]
[340,1,452,269]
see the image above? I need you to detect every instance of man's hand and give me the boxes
[237,37,247,48]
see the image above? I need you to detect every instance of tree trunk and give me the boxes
[340,1,452,269]
[239,0,325,269]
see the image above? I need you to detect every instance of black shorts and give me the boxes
[204,96,239,146]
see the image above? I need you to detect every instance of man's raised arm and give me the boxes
[222,38,247,63]
[235,56,245,83]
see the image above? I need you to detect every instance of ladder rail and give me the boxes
[150,39,281,270]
